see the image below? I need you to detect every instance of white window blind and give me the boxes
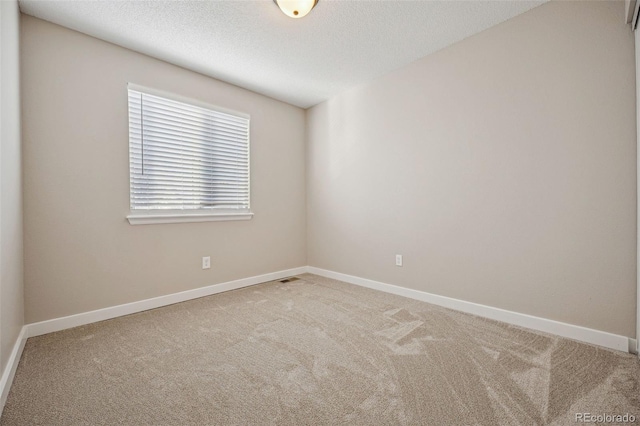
[128,86,250,217]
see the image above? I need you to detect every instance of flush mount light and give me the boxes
[273,0,319,18]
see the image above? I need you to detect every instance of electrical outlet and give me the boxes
[202,256,211,269]
[395,254,403,267]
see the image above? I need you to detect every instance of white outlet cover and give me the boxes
[202,256,211,269]
[395,255,403,267]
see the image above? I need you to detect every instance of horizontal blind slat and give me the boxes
[132,196,248,202]
[132,190,248,198]
[137,92,248,126]
[131,165,248,180]
[129,155,249,172]
[139,120,248,149]
[130,156,248,174]
[131,176,249,187]
[134,201,249,206]
[137,132,248,156]
[140,102,248,135]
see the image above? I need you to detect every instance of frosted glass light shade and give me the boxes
[274,0,319,18]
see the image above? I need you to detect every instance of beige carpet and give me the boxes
[2,273,639,425]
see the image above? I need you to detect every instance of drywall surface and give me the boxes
[21,16,306,323]
[636,27,640,350]
[0,0,24,370]
[307,1,637,337]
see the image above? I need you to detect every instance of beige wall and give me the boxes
[307,1,637,337]
[21,16,306,324]
[20,2,638,338]
[0,0,24,371]
[636,28,640,349]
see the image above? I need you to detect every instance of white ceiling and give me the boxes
[19,0,547,109]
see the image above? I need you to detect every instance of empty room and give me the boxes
[0,0,639,424]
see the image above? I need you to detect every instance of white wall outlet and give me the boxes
[395,254,403,267]
[202,256,211,269]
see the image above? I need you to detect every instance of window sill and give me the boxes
[127,211,254,225]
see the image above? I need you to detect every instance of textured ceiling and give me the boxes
[19,0,547,109]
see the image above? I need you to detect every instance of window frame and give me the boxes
[126,84,253,225]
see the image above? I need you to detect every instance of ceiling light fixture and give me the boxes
[273,0,319,19]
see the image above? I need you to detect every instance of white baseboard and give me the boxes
[0,326,27,417]
[25,267,306,338]
[307,267,632,353]
[20,264,634,353]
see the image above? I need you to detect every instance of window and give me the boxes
[126,84,252,225]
